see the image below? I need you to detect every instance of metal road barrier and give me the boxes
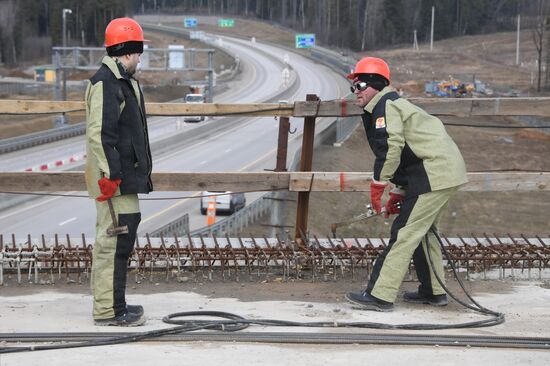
[150,213,190,237]
[0,123,86,154]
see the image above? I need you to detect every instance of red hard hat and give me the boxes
[104,18,145,47]
[347,57,390,82]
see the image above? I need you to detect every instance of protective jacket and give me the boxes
[85,56,153,198]
[361,86,467,197]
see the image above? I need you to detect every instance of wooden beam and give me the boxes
[1,98,550,117]
[0,100,85,114]
[289,172,550,192]
[0,172,290,192]
[0,100,295,117]
[0,172,548,193]
[146,102,295,117]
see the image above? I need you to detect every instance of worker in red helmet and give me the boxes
[344,56,468,312]
[85,17,152,326]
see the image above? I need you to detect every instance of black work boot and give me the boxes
[345,290,394,312]
[403,291,448,306]
[127,304,144,317]
[94,311,146,327]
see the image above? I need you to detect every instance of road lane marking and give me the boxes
[140,192,201,224]
[59,217,77,226]
[0,196,63,221]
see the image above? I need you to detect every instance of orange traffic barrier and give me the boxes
[206,196,216,226]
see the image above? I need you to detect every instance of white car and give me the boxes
[200,191,246,215]
[183,93,205,122]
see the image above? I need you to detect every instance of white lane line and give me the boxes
[59,217,77,226]
[224,148,232,153]
[199,160,208,165]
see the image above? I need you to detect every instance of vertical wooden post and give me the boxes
[275,117,290,172]
[295,94,318,243]
[269,116,291,237]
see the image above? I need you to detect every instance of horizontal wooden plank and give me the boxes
[0,172,547,193]
[289,172,550,192]
[0,100,85,114]
[146,102,295,117]
[0,172,290,192]
[0,100,295,117]
[1,98,550,117]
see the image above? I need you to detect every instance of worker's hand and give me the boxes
[384,190,405,218]
[370,180,388,214]
[96,177,122,202]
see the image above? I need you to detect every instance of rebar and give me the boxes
[0,234,549,285]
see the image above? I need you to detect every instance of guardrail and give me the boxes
[0,122,85,154]
[311,46,353,74]
[0,82,54,96]
[150,213,190,237]
[335,116,360,145]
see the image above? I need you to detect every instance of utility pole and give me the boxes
[413,29,419,51]
[516,14,521,65]
[430,6,435,52]
[62,8,72,101]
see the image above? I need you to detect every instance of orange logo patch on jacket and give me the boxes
[375,117,386,129]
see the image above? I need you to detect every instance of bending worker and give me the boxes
[344,57,468,312]
[85,17,153,326]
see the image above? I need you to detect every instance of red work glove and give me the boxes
[384,190,405,218]
[96,177,122,202]
[370,180,388,214]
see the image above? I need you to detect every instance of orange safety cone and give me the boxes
[206,196,216,226]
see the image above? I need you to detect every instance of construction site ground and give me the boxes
[1,17,549,364]
[1,275,549,365]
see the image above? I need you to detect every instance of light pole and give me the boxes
[62,8,72,49]
[61,8,72,102]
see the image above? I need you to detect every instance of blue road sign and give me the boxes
[184,18,198,27]
[295,34,315,48]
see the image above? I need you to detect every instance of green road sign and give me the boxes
[295,34,316,48]
[218,19,235,27]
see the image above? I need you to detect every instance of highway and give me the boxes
[0,28,351,238]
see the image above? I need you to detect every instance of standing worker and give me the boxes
[85,17,153,326]
[344,57,468,312]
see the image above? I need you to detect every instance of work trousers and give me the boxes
[91,194,141,319]
[366,186,459,303]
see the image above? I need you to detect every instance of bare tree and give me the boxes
[0,0,18,66]
[533,0,549,92]
[300,0,305,30]
[291,0,297,28]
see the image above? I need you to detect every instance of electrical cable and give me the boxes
[0,188,287,200]
[443,122,550,128]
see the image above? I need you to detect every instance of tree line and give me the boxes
[0,0,548,89]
